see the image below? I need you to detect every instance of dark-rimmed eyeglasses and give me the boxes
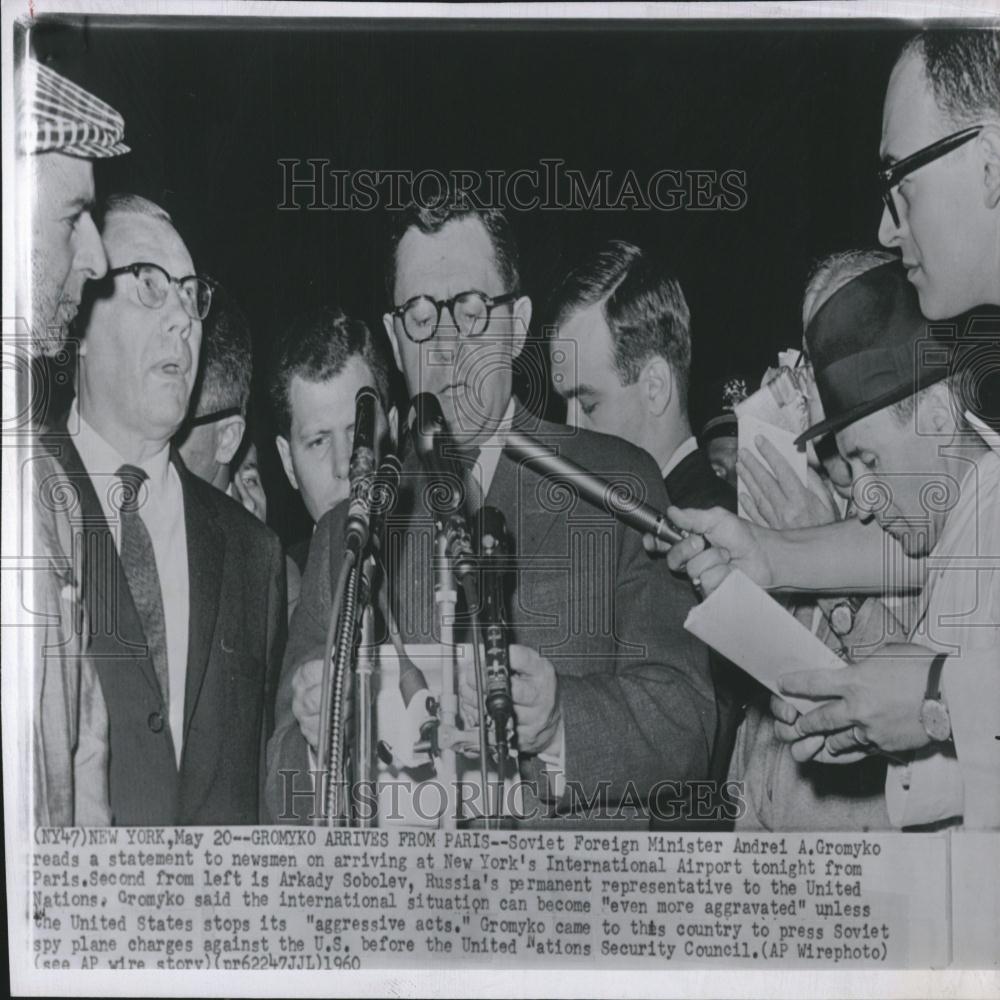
[186,405,242,428]
[390,289,518,344]
[877,125,983,227]
[108,261,214,321]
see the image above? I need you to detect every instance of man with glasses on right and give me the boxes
[877,28,1000,323]
[664,28,1000,829]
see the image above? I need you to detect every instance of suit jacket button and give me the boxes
[147,711,164,733]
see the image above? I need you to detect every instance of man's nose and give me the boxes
[877,200,903,248]
[332,439,350,481]
[161,287,194,340]
[73,213,108,281]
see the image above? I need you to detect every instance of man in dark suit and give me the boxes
[267,192,714,826]
[43,194,285,825]
[548,239,749,823]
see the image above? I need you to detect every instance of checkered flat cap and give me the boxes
[17,61,129,158]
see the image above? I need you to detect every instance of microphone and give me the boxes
[368,452,402,558]
[343,386,379,557]
[409,392,464,516]
[477,506,514,758]
[504,429,685,546]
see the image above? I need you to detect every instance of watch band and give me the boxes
[925,653,948,700]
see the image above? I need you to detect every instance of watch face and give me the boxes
[920,699,951,742]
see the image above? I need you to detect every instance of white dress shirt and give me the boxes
[69,401,190,766]
[660,435,699,480]
[885,446,1000,829]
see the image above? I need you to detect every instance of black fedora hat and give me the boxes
[795,261,952,447]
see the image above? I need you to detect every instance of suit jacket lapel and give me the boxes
[41,431,162,700]
[176,452,224,742]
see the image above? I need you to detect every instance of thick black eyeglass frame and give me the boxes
[877,124,983,227]
[390,289,519,344]
[106,261,214,320]
[186,406,243,427]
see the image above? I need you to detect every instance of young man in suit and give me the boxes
[548,240,743,818]
[42,194,285,825]
[266,305,398,621]
[548,239,737,516]
[267,191,714,826]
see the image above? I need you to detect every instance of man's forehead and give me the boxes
[554,302,616,377]
[35,151,95,206]
[393,217,502,300]
[290,357,373,421]
[103,211,193,273]
[880,50,946,160]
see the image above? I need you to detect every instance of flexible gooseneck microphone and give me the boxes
[477,506,514,759]
[344,386,380,557]
[504,429,686,546]
[410,393,469,514]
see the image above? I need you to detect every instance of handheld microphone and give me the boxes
[477,506,514,757]
[344,386,379,557]
[504,429,686,546]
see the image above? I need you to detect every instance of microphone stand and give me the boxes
[317,552,360,826]
[352,555,377,827]
[433,526,460,829]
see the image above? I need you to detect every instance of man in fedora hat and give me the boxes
[672,262,999,829]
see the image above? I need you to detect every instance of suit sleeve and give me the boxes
[545,458,716,809]
[264,510,340,823]
[258,532,288,822]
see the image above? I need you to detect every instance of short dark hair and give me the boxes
[268,305,396,439]
[902,28,1000,128]
[191,283,252,418]
[385,184,520,302]
[549,239,692,408]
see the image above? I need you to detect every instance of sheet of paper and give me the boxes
[737,412,809,524]
[684,569,843,713]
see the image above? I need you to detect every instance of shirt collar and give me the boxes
[69,398,172,493]
[478,397,517,496]
[660,435,699,480]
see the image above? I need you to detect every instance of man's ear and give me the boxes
[980,125,1000,209]
[511,295,532,359]
[214,415,246,467]
[642,357,674,417]
[387,405,400,450]
[926,382,959,435]
[275,435,298,491]
[383,313,404,372]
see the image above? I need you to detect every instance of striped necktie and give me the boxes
[116,464,170,708]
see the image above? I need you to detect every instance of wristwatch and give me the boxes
[828,596,865,638]
[918,653,952,743]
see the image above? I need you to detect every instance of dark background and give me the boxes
[25,15,912,545]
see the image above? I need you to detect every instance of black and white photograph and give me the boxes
[2,1,998,996]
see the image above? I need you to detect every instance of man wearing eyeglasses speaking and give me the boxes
[269,185,714,826]
[41,193,285,825]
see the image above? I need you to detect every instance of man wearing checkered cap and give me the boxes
[13,60,127,828]
[15,60,129,354]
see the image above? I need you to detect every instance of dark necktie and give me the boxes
[116,464,170,708]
